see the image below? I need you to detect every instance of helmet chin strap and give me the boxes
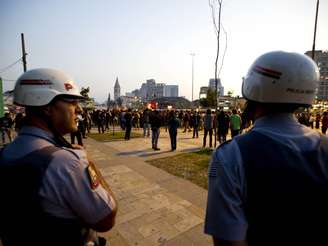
[41,112,73,149]
[243,101,257,123]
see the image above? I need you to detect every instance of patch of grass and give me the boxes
[88,131,143,142]
[146,148,213,189]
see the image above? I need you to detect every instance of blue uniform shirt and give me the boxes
[204,113,321,241]
[2,126,114,225]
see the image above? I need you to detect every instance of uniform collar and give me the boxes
[253,113,299,129]
[19,126,56,144]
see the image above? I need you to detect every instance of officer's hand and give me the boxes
[72,144,84,150]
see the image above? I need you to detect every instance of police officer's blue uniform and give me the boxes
[0,126,115,245]
[204,113,328,245]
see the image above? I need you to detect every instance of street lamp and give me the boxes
[190,53,195,104]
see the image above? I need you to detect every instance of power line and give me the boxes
[0,58,22,74]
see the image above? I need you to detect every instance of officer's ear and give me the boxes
[243,101,257,122]
[42,103,56,117]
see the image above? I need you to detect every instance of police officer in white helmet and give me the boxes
[0,68,117,245]
[205,51,328,246]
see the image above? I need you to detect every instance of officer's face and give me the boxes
[49,99,82,135]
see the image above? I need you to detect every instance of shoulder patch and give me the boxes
[208,159,220,178]
[209,139,237,178]
[87,165,100,189]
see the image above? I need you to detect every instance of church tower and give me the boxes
[114,77,120,100]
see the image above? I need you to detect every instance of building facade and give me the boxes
[126,79,179,102]
[164,85,179,97]
[155,83,165,98]
[305,50,328,100]
[199,86,208,99]
[208,78,224,96]
[138,79,170,101]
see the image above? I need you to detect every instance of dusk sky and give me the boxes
[1,0,327,103]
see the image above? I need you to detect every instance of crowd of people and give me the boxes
[2,106,328,150]
[296,111,328,134]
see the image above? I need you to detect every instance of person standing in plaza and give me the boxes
[298,112,309,126]
[133,110,140,128]
[322,111,328,134]
[70,112,84,146]
[96,110,105,134]
[203,109,214,148]
[0,68,117,245]
[143,108,151,137]
[124,108,133,140]
[13,112,24,133]
[120,110,126,130]
[230,109,242,138]
[0,112,13,145]
[82,110,89,137]
[178,110,184,128]
[105,110,110,132]
[205,51,328,246]
[217,110,230,144]
[192,110,200,138]
[150,110,161,150]
[167,110,180,151]
[315,112,321,129]
[182,111,191,133]
[308,113,314,129]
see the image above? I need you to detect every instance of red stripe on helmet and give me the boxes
[20,79,52,85]
[254,66,282,76]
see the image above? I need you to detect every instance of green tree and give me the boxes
[80,87,90,98]
[206,88,216,107]
[131,101,143,110]
[199,98,209,108]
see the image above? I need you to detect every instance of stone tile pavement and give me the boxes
[84,128,214,245]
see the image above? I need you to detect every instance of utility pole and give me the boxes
[0,77,3,118]
[190,53,195,104]
[311,0,319,60]
[21,33,27,72]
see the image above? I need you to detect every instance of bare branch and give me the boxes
[214,0,223,82]
[218,23,227,77]
[208,0,219,33]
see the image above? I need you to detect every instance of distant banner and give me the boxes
[150,100,157,109]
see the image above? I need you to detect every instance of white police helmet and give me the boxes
[14,68,85,106]
[242,51,319,106]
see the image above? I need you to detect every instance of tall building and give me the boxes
[132,89,140,97]
[209,78,224,96]
[114,77,120,100]
[140,79,155,100]
[305,50,328,100]
[129,80,179,102]
[155,83,165,98]
[199,86,208,99]
[164,85,179,97]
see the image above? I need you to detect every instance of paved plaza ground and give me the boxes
[85,127,214,245]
